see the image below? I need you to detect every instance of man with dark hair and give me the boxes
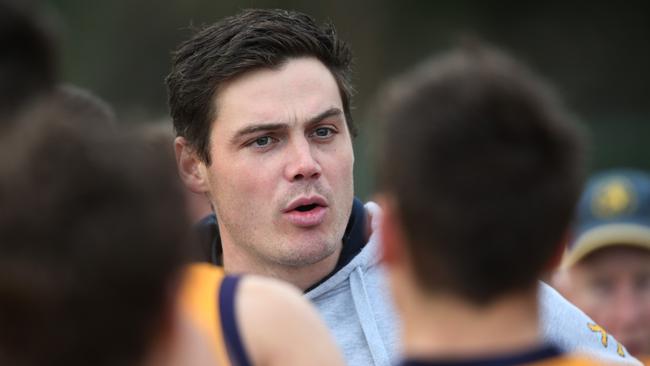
[0,0,56,121]
[166,9,639,365]
[0,103,344,366]
[167,10,385,364]
[376,44,628,365]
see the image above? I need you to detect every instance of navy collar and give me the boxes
[399,343,563,366]
[305,197,366,292]
[194,198,367,292]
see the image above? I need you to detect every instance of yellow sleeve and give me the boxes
[179,263,231,366]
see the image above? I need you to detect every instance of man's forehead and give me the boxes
[212,57,343,125]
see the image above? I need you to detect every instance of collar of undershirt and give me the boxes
[398,343,563,366]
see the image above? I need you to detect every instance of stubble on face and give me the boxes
[217,179,351,268]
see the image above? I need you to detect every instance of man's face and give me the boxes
[202,57,354,269]
[563,246,650,356]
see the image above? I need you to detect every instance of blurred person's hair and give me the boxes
[166,8,354,164]
[376,44,587,305]
[49,84,117,128]
[0,102,189,366]
[138,119,175,159]
[137,120,215,257]
[0,0,57,121]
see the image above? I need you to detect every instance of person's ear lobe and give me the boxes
[376,194,406,266]
[175,136,210,194]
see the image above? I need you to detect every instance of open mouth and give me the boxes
[295,203,319,212]
[283,196,328,227]
[284,196,328,213]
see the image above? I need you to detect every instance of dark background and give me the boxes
[45,0,650,199]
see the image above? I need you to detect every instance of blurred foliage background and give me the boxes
[43,0,650,199]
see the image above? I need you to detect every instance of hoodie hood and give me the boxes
[306,201,399,366]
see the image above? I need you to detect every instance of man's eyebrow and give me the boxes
[306,107,343,127]
[231,107,344,143]
[231,123,288,142]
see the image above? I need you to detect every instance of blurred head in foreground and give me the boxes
[376,43,587,361]
[0,101,192,366]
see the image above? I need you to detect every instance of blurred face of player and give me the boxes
[565,246,650,356]
[203,57,354,270]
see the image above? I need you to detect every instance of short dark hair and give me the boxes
[0,0,56,121]
[377,44,586,305]
[166,8,354,164]
[0,104,189,365]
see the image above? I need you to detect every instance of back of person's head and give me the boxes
[0,0,57,121]
[0,103,189,366]
[166,8,354,164]
[377,43,586,305]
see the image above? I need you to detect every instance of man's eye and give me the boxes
[313,127,334,138]
[253,136,273,147]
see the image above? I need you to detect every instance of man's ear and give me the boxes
[175,136,209,194]
[376,193,406,266]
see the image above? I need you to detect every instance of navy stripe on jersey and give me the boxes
[219,275,252,366]
[399,343,563,366]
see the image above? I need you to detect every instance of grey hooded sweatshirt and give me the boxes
[305,202,641,366]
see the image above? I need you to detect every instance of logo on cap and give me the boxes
[591,177,636,218]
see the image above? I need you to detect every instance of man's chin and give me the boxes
[274,241,339,267]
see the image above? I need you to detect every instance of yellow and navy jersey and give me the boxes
[399,344,603,366]
[180,263,251,366]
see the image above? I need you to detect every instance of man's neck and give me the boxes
[401,288,542,360]
[221,239,342,291]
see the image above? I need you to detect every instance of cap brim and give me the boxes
[561,223,650,269]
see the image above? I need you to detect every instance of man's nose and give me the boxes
[284,138,322,182]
